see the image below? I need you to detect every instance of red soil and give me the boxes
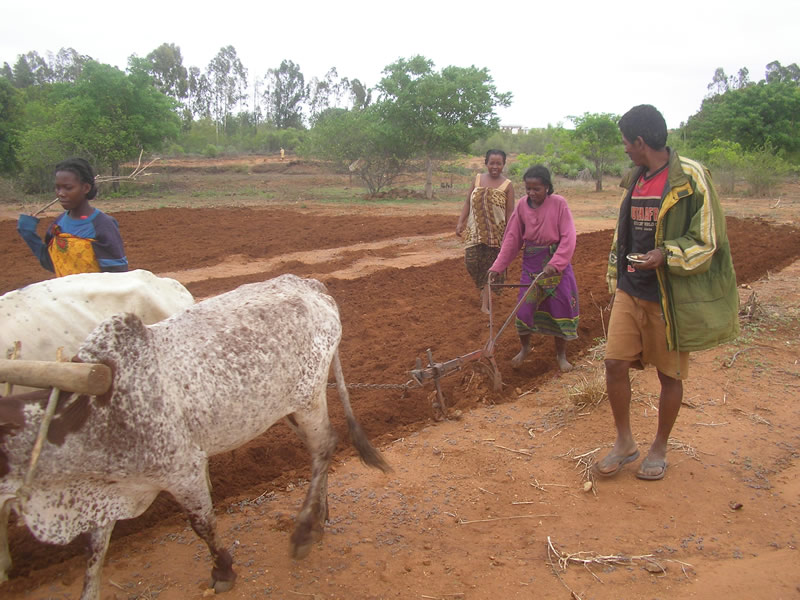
[0,208,798,582]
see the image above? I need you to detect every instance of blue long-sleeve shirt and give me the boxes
[18,209,128,274]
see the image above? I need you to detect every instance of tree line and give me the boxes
[471,60,800,196]
[0,45,510,196]
[2,44,373,134]
[1,44,383,190]
[1,45,797,197]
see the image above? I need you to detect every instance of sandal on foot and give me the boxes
[594,449,640,477]
[636,457,667,480]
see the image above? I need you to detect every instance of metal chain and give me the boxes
[327,380,418,391]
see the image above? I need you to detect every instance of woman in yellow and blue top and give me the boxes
[17,158,128,276]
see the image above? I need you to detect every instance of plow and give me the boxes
[409,272,545,419]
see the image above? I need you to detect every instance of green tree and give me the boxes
[0,77,23,173]
[707,67,730,96]
[307,67,347,123]
[12,55,35,88]
[264,59,306,129]
[471,125,569,157]
[377,55,511,199]
[508,127,587,179]
[129,43,189,101]
[765,60,800,85]
[734,67,751,89]
[13,51,54,87]
[684,80,800,153]
[17,61,180,191]
[570,112,623,191]
[188,66,211,120]
[349,78,372,109]
[302,107,412,195]
[49,48,91,83]
[206,46,248,141]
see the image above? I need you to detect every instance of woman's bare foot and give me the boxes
[555,338,572,371]
[511,349,528,368]
[480,286,490,314]
[511,335,531,368]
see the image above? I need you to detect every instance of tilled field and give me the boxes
[1,207,799,581]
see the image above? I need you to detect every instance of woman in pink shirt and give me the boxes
[489,165,579,371]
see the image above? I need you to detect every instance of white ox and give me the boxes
[0,274,389,600]
[1,269,195,371]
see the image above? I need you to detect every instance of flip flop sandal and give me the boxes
[594,449,640,477]
[636,458,667,480]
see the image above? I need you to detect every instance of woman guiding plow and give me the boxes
[489,165,580,372]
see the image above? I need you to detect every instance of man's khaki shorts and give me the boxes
[605,289,688,380]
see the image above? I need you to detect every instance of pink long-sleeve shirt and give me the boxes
[490,193,577,273]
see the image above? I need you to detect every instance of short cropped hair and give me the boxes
[618,105,668,150]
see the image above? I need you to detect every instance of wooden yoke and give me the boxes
[0,359,112,396]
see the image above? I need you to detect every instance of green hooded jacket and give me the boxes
[606,149,740,352]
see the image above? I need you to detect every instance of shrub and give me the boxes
[17,125,71,193]
[510,148,588,179]
[740,144,791,196]
[706,140,744,194]
[164,143,185,156]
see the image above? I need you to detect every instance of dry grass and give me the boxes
[545,536,694,598]
[739,290,763,321]
[566,370,607,412]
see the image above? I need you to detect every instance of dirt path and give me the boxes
[158,233,463,290]
[1,200,799,599]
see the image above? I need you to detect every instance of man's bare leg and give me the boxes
[637,370,682,479]
[596,358,639,474]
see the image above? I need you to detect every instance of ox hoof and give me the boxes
[212,579,236,594]
[290,539,313,560]
[290,522,324,560]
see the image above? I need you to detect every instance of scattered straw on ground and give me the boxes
[545,536,694,599]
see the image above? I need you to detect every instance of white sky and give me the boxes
[2,0,797,129]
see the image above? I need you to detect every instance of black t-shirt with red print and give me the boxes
[618,164,668,303]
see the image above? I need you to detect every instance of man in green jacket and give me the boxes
[596,104,739,481]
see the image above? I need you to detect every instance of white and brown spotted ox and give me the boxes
[0,274,389,600]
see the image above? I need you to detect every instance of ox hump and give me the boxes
[78,312,152,365]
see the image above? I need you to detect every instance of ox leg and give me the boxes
[79,521,114,600]
[285,402,338,560]
[0,500,11,583]
[170,464,236,593]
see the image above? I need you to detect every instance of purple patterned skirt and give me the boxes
[515,243,579,340]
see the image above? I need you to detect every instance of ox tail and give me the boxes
[331,350,392,473]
